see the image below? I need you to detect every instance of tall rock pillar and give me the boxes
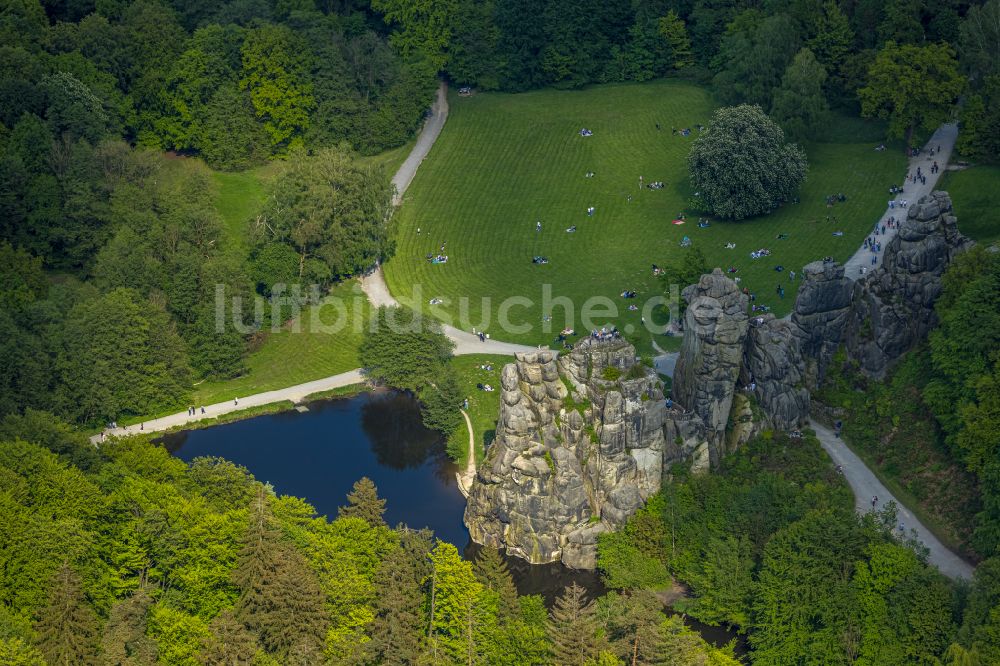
[671,268,749,467]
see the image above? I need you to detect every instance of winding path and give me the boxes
[362,81,539,357]
[92,370,365,442]
[361,266,539,356]
[456,409,476,498]
[392,82,450,206]
[812,422,974,580]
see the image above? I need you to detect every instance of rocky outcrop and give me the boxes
[789,260,854,389]
[671,268,749,466]
[464,339,706,568]
[845,192,971,379]
[743,314,810,430]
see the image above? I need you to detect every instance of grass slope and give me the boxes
[385,80,906,354]
[192,281,370,406]
[211,164,279,256]
[448,354,506,464]
[939,165,1000,244]
[189,139,411,409]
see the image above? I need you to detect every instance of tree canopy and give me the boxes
[688,104,808,220]
[251,148,394,287]
[360,306,463,435]
[859,41,964,144]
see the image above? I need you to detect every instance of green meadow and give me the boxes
[385,80,906,354]
[939,165,1000,244]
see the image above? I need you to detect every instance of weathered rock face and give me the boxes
[845,192,971,379]
[464,339,705,568]
[671,268,749,466]
[743,313,810,430]
[789,260,854,389]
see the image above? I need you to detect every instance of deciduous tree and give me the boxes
[859,41,965,146]
[688,104,808,220]
[770,48,829,142]
[370,0,458,72]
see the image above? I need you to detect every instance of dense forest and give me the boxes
[1,406,998,663]
[598,432,1000,665]
[0,416,740,665]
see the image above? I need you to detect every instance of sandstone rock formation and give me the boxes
[464,339,703,568]
[789,260,854,389]
[671,268,749,466]
[465,191,969,568]
[743,313,810,431]
[844,192,971,379]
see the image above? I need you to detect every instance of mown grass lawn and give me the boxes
[191,281,371,406]
[939,165,1000,244]
[385,80,906,355]
[448,354,507,464]
[211,165,277,256]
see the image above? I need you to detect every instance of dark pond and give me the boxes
[161,390,469,546]
[160,391,746,657]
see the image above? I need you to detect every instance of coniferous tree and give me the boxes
[34,561,101,666]
[650,616,717,665]
[472,547,519,622]
[338,476,387,527]
[232,487,329,661]
[547,583,607,666]
[597,590,664,665]
[368,530,433,665]
[101,588,157,666]
[197,609,261,666]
